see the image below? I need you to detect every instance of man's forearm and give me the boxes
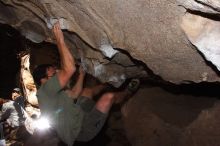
[70,73,85,98]
[53,22,76,87]
[65,73,84,99]
[58,41,76,73]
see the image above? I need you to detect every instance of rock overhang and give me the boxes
[1,0,220,86]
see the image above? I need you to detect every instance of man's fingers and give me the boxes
[79,66,86,75]
[54,21,60,27]
[55,22,61,30]
[52,22,61,33]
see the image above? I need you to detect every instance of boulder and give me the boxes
[1,0,220,84]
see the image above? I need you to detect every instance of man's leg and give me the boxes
[76,92,116,142]
[80,84,108,99]
[95,78,140,113]
[76,84,109,112]
[76,90,132,142]
[76,79,140,142]
[95,90,131,114]
[0,123,5,145]
[76,84,111,142]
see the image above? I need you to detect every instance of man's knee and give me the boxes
[102,92,114,99]
[98,92,115,104]
[95,92,115,114]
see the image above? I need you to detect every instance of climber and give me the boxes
[31,22,140,146]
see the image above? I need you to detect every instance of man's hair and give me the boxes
[32,64,52,86]
[13,88,21,93]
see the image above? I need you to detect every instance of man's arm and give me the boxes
[53,22,76,88]
[66,66,86,99]
[0,105,11,122]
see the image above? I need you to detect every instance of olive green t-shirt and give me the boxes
[37,75,84,146]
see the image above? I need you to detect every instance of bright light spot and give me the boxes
[33,117,50,130]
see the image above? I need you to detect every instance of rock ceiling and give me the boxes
[1,0,220,86]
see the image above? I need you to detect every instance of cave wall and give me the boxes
[0,0,220,85]
[123,86,220,146]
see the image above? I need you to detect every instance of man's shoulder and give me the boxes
[42,75,60,88]
[38,75,62,96]
[3,100,14,105]
[2,100,14,109]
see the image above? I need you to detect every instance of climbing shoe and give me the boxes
[127,79,140,93]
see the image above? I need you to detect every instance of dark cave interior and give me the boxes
[0,23,23,98]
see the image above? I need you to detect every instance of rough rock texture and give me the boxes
[123,87,220,146]
[179,0,220,71]
[1,0,220,85]
[178,0,220,14]
[20,54,38,106]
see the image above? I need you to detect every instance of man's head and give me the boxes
[12,88,21,100]
[33,64,57,86]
